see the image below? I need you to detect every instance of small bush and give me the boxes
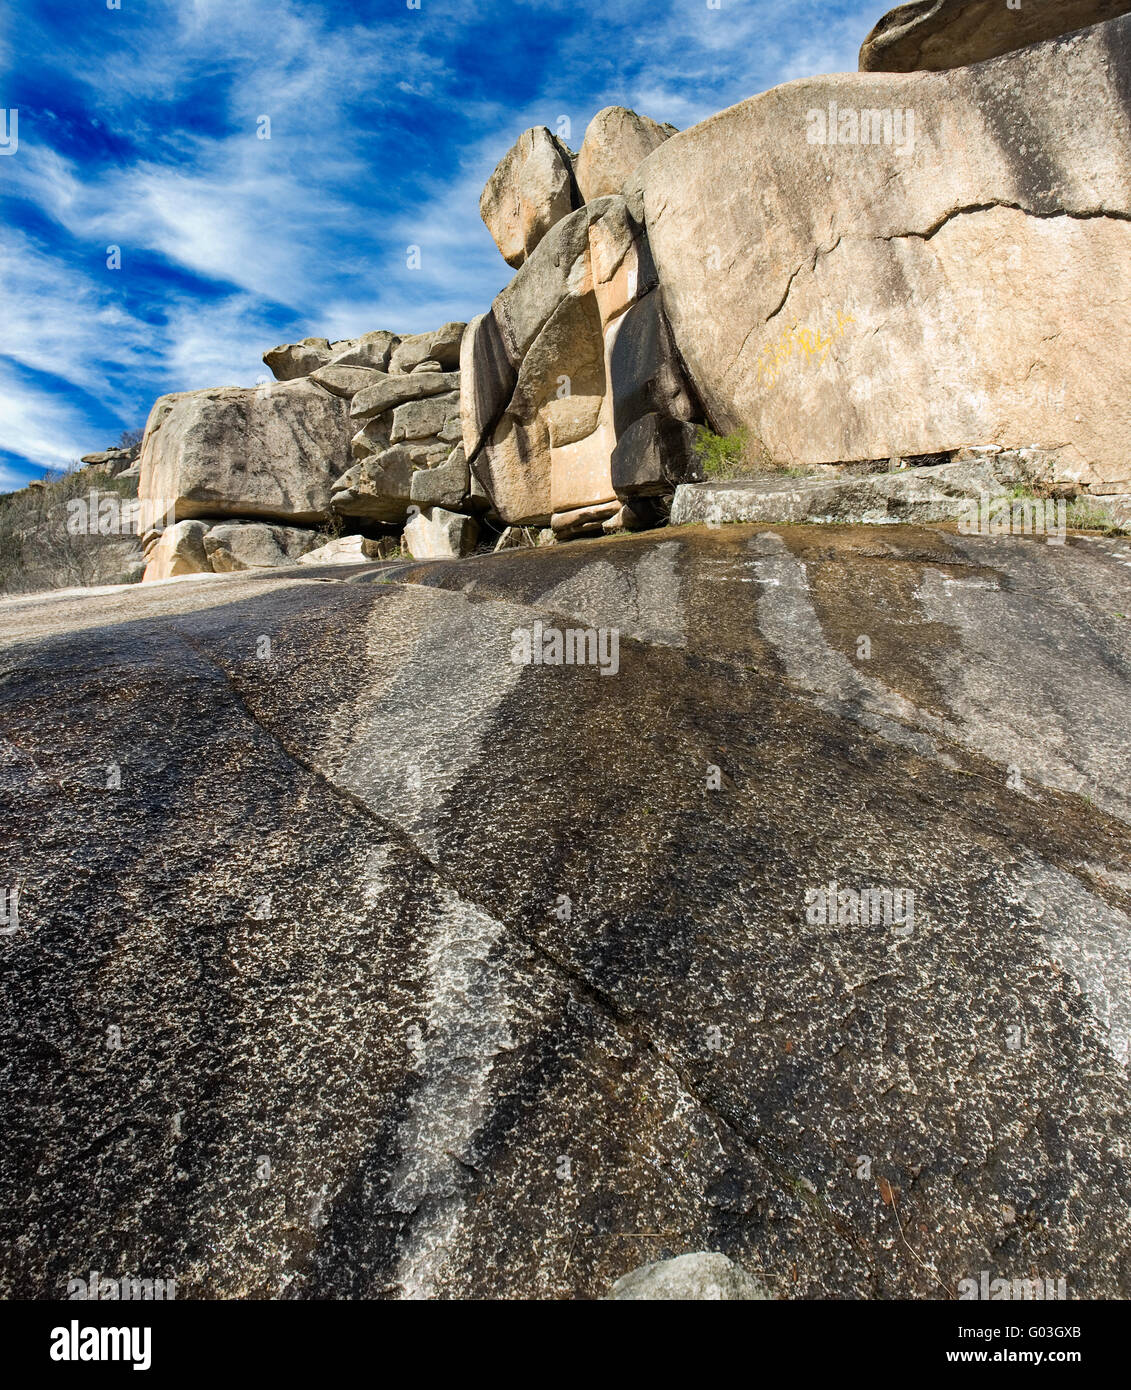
[694,427,751,480]
[1065,497,1124,535]
[316,510,345,544]
[692,426,798,480]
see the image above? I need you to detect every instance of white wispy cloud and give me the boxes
[0,359,97,473]
[0,231,155,411]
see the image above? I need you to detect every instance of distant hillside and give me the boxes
[0,465,144,597]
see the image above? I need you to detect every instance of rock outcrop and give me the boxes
[629,15,1131,496]
[477,108,678,270]
[134,322,474,580]
[458,26,1131,544]
[669,448,1061,527]
[79,441,141,478]
[859,0,1131,72]
[23,19,1126,599]
[269,323,472,541]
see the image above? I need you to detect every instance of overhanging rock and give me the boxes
[859,0,1131,72]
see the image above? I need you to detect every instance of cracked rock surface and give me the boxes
[0,523,1129,1298]
[629,15,1131,491]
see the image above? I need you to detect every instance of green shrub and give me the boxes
[1065,497,1124,535]
[694,427,751,480]
[691,426,802,480]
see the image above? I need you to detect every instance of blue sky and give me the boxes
[0,0,877,488]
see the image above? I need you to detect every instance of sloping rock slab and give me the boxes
[1,526,1129,1299]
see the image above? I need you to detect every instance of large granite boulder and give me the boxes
[2,525,1129,1298]
[138,379,352,525]
[388,323,465,375]
[459,312,516,461]
[202,521,324,572]
[142,519,211,581]
[490,198,643,367]
[350,371,460,425]
[573,106,676,202]
[309,365,385,399]
[475,415,554,526]
[479,126,578,269]
[389,392,460,445]
[402,505,479,559]
[262,338,334,382]
[607,291,698,437]
[611,413,702,500]
[327,330,399,372]
[630,15,1131,495]
[264,332,400,382]
[508,291,606,427]
[859,0,1131,72]
[410,446,471,511]
[330,445,416,524]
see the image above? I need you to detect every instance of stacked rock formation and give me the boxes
[324,323,481,559]
[78,440,141,483]
[139,324,477,580]
[467,109,706,540]
[464,10,1131,536]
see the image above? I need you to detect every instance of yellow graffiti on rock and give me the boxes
[756,309,856,389]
